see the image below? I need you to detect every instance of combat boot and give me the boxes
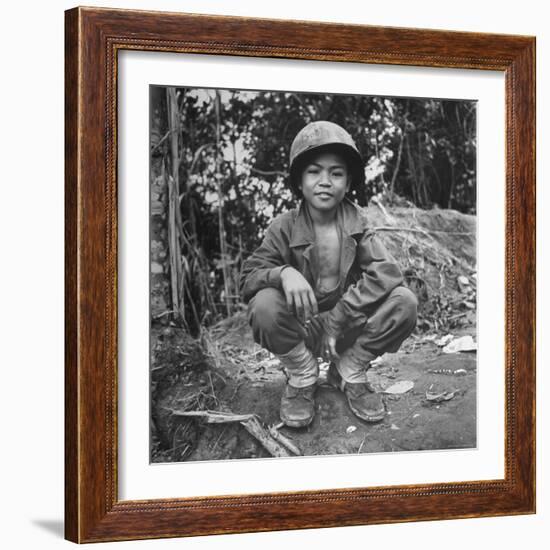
[327,364,385,423]
[280,383,316,428]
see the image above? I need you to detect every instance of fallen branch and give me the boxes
[151,309,178,320]
[373,226,474,236]
[447,311,470,321]
[241,417,293,457]
[173,409,293,457]
[151,364,173,372]
[172,410,255,423]
[268,426,302,456]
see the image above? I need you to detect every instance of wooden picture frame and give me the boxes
[65,6,536,543]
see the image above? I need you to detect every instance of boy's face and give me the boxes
[300,151,350,214]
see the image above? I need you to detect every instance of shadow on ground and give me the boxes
[31,519,64,539]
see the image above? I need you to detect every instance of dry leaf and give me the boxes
[442,335,477,354]
[426,389,458,402]
[384,380,414,394]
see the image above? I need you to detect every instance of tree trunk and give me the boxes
[166,88,185,323]
[214,91,232,318]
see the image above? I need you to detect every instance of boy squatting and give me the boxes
[239,121,418,428]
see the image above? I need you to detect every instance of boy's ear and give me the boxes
[345,173,352,193]
[344,158,353,193]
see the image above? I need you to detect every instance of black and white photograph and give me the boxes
[149,86,477,463]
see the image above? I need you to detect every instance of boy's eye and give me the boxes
[332,171,344,177]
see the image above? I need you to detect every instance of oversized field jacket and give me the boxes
[239,198,404,338]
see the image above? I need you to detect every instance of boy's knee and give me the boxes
[248,287,287,331]
[389,286,418,326]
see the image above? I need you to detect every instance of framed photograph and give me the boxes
[65,6,535,543]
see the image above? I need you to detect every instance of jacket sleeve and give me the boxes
[239,222,291,304]
[325,232,404,337]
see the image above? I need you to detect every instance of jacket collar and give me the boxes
[289,197,369,248]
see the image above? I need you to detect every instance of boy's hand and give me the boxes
[321,332,339,362]
[280,267,318,324]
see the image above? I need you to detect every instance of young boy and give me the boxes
[240,121,417,428]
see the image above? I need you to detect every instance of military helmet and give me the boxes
[289,120,365,193]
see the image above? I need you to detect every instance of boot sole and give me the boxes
[347,400,386,423]
[280,414,314,428]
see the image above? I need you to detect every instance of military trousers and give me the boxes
[248,285,418,384]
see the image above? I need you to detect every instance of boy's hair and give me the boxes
[288,121,365,195]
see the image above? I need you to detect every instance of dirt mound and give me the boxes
[366,201,476,333]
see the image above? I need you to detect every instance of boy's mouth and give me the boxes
[315,192,333,198]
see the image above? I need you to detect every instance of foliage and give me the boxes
[150,87,476,331]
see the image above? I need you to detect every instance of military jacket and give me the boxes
[239,198,404,337]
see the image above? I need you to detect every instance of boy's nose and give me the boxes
[319,173,331,186]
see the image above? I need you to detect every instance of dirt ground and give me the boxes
[151,204,477,463]
[151,316,476,462]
